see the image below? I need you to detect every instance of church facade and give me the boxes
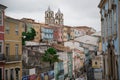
[45,7,64,25]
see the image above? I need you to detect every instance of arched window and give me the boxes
[56,16,58,19]
[56,21,58,24]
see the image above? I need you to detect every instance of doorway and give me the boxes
[0,68,2,80]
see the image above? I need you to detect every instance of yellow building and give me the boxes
[62,26,69,42]
[32,23,41,42]
[21,18,41,42]
[92,56,101,68]
[91,32,103,69]
[4,16,22,80]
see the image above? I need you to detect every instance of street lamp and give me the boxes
[23,36,26,39]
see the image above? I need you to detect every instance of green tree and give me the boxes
[22,27,36,45]
[42,47,59,69]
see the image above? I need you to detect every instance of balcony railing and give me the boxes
[0,54,5,61]
[5,55,21,62]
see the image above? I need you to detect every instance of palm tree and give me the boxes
[42,47,59,69]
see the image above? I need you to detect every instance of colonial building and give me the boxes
[73,26,96,38]
[62,26,73,42]
[21,18,41,43]
[4,16,22,80]
[53,26,63,43]
[21,18,34,32]
[98,0,120,80]
[75,35,99,80]
[41,24,54,42]
[69,27,75,40]
[0,4,7,80]
[51,43,72,79]
[45,7,64,25]
[64,41,85,78]
[22,45,49,76]
[53,25,74,43]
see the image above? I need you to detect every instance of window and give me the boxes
[113,8,117,34]
[15,25,19,35]
[6,44,10,57]
[0,68,2,80]
[10,69,14,80]
[50,13,52,17]
[15,44,19,59]
[0,42,2,54]
[56,21,58,24]
[15,68,20,80]
[95,62,97,65]
[0,11,2,26]
[56,16,58,19]
[37,32,38,34]
[5,70,8,80]
[101,19,104,39]
[105,15,108,39]
[108,13,112,37]
[5,23,10,34]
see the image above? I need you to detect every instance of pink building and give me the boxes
[53,26,63,43]
[0,4,7,80]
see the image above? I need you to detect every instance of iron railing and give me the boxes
[5,55,21,62]
[0,54,5,61]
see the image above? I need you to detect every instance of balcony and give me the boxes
[0,54,5,61]
[5,55,21,62]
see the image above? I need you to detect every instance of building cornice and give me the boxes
[6,61,22,64]
[98,0,107,8]
[5,40,21,42]
[0,4,7,10]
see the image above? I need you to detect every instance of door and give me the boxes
[0,68,2,80]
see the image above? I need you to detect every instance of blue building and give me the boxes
[41,26,54,42]
[98,0,120,80]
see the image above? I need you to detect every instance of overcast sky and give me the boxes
[1,0,101,31]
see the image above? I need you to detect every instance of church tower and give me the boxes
[45,6,54,24]
[55,9,64,25]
